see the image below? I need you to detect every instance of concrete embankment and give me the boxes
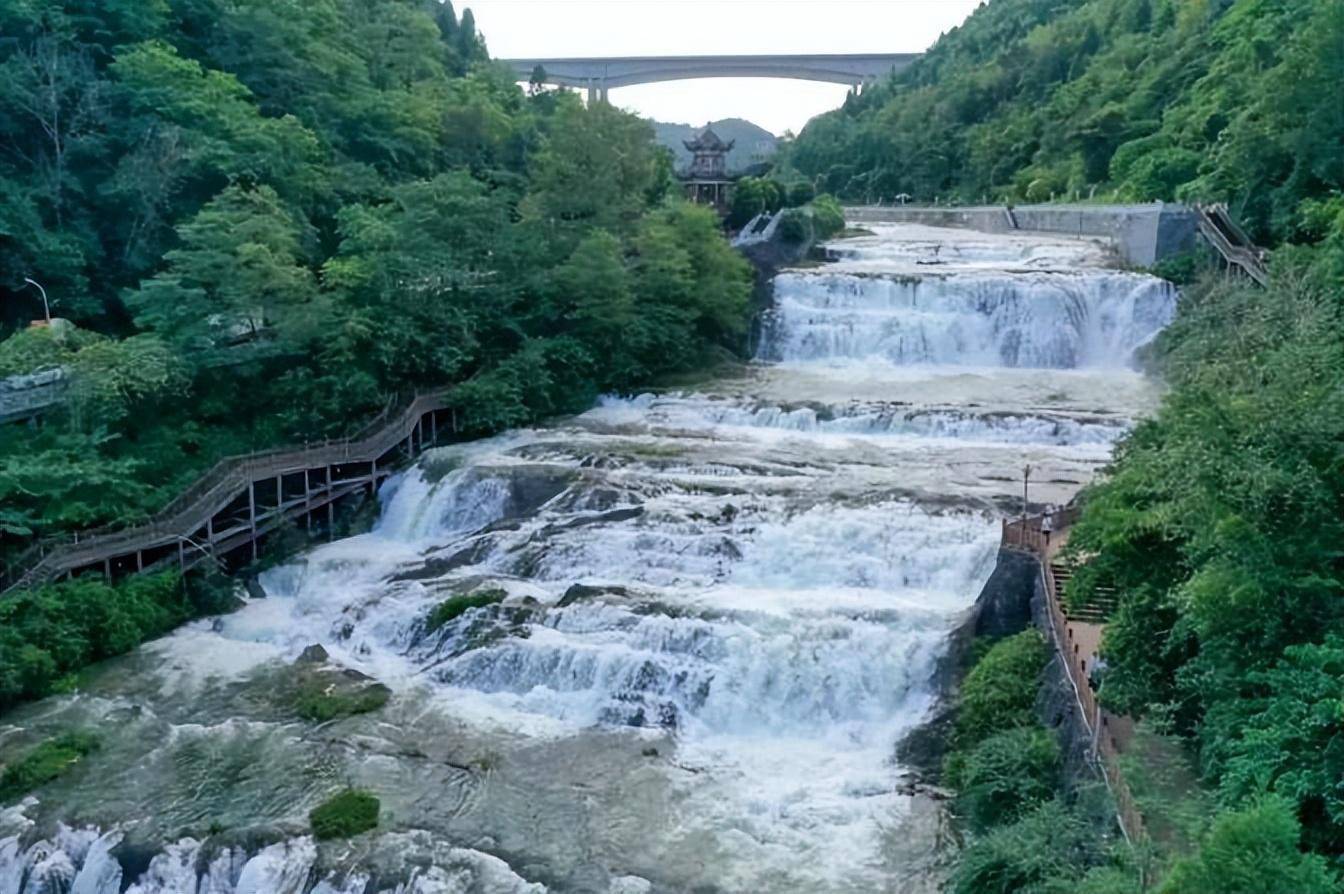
[845,202,1197,267]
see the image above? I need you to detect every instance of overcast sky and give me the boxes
[467,0,983,134]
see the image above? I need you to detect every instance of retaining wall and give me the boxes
[844,203,1197,267]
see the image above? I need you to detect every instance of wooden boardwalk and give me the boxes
[1,391,455,597]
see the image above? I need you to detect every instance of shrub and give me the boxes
[951,799,1102,894]
[425,589,506,631]
[777,208,811,244]
[947,726,1060,831]
[0,732,100,803]
[810,194,846,241]
[953,630,1050,746]
[309,788,380,839]
[0,572,191,711]
[787,181,816,207]
[1158,797,1339,894]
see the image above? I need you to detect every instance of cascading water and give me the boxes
[0,224,1175,893]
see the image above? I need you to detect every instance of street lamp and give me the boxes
[22,277,50,324]
[1022,463,1032,522]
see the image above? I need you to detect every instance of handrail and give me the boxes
[1194,203,1268,287]
[1002,508,1146,844]
[2,390,453,595]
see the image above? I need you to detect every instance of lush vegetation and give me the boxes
[1065,232,1344,876]
[0,730,99,804]
[309,788,380,839]
[800,0,1344,885]
[425,588,506,631]
[0,570,234,711]
[786,0,1342,244]
[0,0,751,575]
[943,632,1135,893]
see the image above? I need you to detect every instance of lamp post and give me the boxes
[1022,463,1032,522]
[22,277,50,324]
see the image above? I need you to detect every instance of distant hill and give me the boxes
[652,118,777,175]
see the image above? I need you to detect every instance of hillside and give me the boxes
[788,0,1342,243]
[0,0,752,705]
[653,117,778,174]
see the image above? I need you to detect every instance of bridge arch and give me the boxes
[503,54,920,102]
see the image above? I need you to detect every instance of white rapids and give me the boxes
[0,224,1175,893]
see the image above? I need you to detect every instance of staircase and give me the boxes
[1194,203,1268,287]
[1050,561,1118,623]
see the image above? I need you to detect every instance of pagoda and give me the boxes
[681,126,736,212]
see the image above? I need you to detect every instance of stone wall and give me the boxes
[844,203,1198,267]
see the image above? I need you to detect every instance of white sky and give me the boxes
[468,0,983,134]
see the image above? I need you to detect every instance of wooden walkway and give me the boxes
[1003,510,1144,843]
[1,391,456,597]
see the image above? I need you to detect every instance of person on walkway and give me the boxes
[1041,505,1055,546]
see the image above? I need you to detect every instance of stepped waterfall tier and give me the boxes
[0,225,1175,893]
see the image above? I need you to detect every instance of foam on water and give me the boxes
[1,223,1173,892]
[763,269,1176,368]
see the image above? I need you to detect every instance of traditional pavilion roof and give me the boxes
[683,126,735,153]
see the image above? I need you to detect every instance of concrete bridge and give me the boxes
[502,54,920,102]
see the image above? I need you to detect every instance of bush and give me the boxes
[951,799,1105,894]
[0,572,192,711]
[309,788,380,839]
[953,630,1050,746]
[425,589,506,632]
[0,732,100,803]
[810,194,846,241]
[1158,797,1339,894]
[946,726,1060,831]
[787,181,815,207]
[777,208,811,244]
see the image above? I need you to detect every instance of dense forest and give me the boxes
[0,0,750,554]
[0,0,752,708]
[791,0,1344,890]
[787,0,1341,244]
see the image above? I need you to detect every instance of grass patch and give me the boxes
[293,680,390,723]
[0,732,100,803]
[425,589,506,632]
[310,788,380,839]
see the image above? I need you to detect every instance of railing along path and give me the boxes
[2,391,453,596]
[1194,202,1268,287]
[1002,509,1145,844]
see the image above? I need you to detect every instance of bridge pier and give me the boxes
[586,78,610,105]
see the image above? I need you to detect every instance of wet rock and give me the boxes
[296,644,329,664]
[392,539,495,582]
[557,583,633,608]
[244,578,268,600]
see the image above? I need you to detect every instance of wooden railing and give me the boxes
[1,390,454,596]
[1002,509,1146,844]
[1194,203,1268,287]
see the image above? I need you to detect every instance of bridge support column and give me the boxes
[599,84,609,104]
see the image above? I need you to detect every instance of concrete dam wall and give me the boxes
[844,203,1198,267]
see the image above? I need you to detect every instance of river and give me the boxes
[0,223,1175,893]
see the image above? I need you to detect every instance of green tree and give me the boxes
[126,184,321,365]
[1158,797,1339,894]
[947,726,1061,831]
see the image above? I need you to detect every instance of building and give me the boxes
[681,127,736,213]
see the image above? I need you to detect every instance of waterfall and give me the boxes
[761,270,1176,368]
[2,224,1174,892]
